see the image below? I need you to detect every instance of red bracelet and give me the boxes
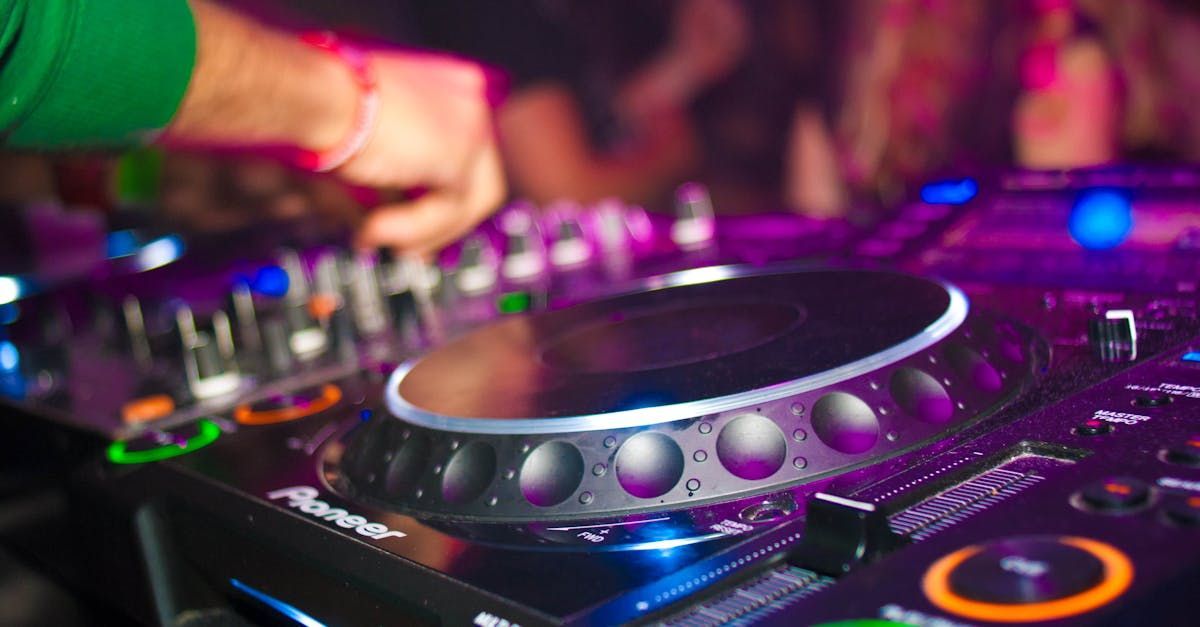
[297,31,380,172]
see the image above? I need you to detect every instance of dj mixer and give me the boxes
[2,167,1200,626]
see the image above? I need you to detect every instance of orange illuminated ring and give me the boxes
[922,537,1133,623]
[121,394,176,424]
[234,384,342,426]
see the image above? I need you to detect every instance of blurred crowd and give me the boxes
[3,0,1200,241]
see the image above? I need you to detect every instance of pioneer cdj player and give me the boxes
[2,167,1200,626]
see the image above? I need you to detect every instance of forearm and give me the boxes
[165,1,356,155]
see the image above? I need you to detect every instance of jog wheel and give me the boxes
[329,267,1040,524]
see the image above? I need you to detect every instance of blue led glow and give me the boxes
[0,341,18,373]
[359,409,373,421]
[1069,189,1133,250]
[920,178,978,205]
[134,235,186,271]
[616,392,676,411]
[0,372,24,400]
[0,303,18,325]
[1182,351,1200,363]
[252,265,290,298]
[106,229,141,259]
[229,579,326,627]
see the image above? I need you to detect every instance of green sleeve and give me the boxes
[0,0,197,149]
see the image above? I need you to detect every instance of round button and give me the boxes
[615,432,684,499]
[1163,495,1200,526]
[811,393,879,454]
[1133,393,1173,407]
[1161,435,1200,467]
[1074,419,1113,437]
[1076,477,1151,513]
[716,414,787,480]
[923,536,1133,623]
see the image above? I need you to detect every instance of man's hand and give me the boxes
[342,53,505,256]
[166,1,505,255]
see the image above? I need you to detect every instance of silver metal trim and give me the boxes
[385,269,969,435]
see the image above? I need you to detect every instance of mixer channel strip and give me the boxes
[659,565,833,626]
[888,467,1045,541]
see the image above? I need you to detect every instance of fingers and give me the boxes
[357,141,505,255]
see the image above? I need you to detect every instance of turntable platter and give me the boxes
[390,270,967,432]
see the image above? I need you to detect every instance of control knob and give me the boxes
[671,182,716,250]
[176,305,241,400]
[499,203,547,282]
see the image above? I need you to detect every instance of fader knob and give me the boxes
[547,203,592,269]
[345,251,389,337]
[454,234,500,295]
[499,203,547,281]
[592,198,631,254]
[278,250,329,360]
[227,280,262,353]
[176,305,241,399]
[1088,309,1137,362]
[671,182,716,250]
[121,295,152,368]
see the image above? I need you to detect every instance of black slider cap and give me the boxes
[788,492,909,576]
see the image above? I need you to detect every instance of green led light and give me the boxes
[107,418,221,465]
[496,291,532,314]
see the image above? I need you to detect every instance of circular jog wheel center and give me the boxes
[334,268,1034,526]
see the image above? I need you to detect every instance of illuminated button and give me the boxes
[923,536,1133,623]
[1073,419,1113,437]
[1078,477,1150,513]
[120,394,176,424]
[1162,495,1200,526]
[234,384,342,426]
[1162,436,1200,467]
[307,293,341,321]
[1069,189,1133,250]
[496,291,532,315]
[1181,351,1200,363]
[107,419,221,465]
[920,177,978,205]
